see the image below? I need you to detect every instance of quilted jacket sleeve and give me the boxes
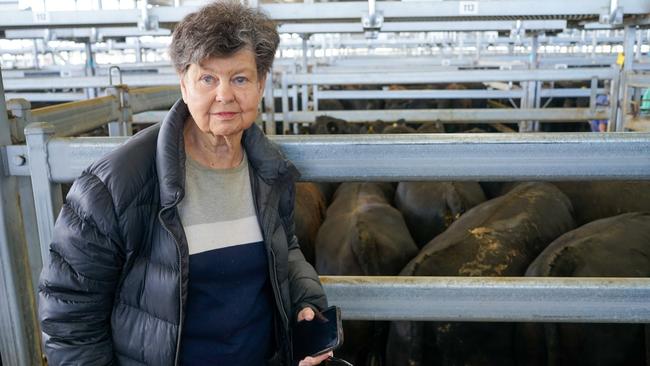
[38,172,125,366]
[279,180,328,322]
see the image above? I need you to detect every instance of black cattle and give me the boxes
[312,115,360,134]
[315,182,418,276]
[518,212,650,366]
[417,122,445,133]
[478,181,650,223]
[394,182,486,248]
[387,182,576,366]
[382,122,417,134]
[318,99,345,111]
[294,182,327,265]
[315,182,419,365]
[552,181,650,226]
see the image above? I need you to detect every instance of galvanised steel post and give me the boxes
[281,71,289,134]
[24,122,64,269]
[107,86,133,137]
[264,71,276,135]
[6,99,45,297]
[617,25,637,131]
[301,33,310,118]
[107,66,132,136]
[0,66,44,366]
[84,41,98,99]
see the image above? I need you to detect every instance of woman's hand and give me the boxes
[296,307,334,366]
[298,351,333,366]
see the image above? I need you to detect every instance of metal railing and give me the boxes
[277,67,620,133]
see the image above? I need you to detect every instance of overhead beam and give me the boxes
[0,0,648,30]
[278,20,568,34]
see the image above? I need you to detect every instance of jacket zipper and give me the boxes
[252,177,290,335]
[158,194,183,366]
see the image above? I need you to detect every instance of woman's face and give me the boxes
[180,49,265,138]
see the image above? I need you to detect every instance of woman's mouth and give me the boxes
[213,112,238,119]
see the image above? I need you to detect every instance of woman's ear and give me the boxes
[258,73,267,95]
[179,71,189,103]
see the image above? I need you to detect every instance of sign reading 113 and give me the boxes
[459,1,479,15]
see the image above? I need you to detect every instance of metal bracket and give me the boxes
[361,13,383,39]
[138,0,159,31]
[361,0,383,39]
[600,0,623,25]
[6,98,32,144]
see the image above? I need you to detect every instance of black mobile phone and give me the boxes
[292,306,344,362]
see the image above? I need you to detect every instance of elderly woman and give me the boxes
[38,2,330,365]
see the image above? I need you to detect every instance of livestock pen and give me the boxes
[1,68,650,364]
[2,0,650,364]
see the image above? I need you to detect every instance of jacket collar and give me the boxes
[156,99,299,207]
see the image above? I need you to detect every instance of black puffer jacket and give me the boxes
[38,100,327,365]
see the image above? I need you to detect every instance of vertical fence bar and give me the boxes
[608,70,620,132]
[6,99,45,296]
[281,71,289,134]
[264,71,276,135]
[617,25,636,131]
[107,86,133,137]
[301,34,310,122]
[25,122,63,268]
[0,67,44,366]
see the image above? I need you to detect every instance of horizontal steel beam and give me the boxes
[132,110,168,124]
[4,132,649,182]
[316,88,605,100]
[264,0,649,21]
[3,69,614,92]
[31,96,120,137]
[4,92,85,102]
[3,27,171,39]
[284,108,608,123]
[318,89,524,100]
[625,72,650,88]
[286,69,616,85]
[129,86,180,114]
[1,1,648,30]
[278,20,568,34]
[321,55,618,68]
[3,74,179,90]
[321,276,650,323]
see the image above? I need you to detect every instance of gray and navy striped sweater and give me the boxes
[178,152,273,365]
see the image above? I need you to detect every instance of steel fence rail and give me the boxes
[3,74,180,90]
[31,96,121,137]
[320,276,650,323]
[129,86,181,114]
[285,68,616,85]
[5,131,650,183]
[315,88,606,100]
[12,87,181,137]
[283,108,609,123]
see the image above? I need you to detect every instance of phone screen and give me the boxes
[292,306,341,361]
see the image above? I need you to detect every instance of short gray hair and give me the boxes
[169,0,279,76]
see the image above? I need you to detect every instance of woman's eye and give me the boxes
[199,75,215,85]
[233,76,248,85]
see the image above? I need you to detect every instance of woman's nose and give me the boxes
[215,83,235,104]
